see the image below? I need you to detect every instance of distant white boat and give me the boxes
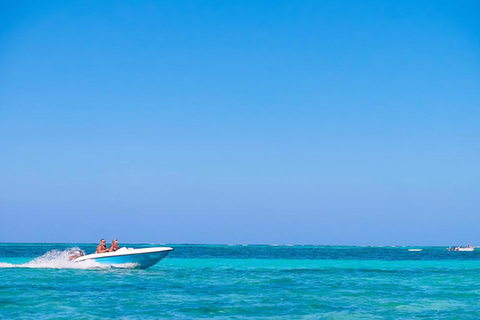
[456,247,475,252]
[408,249,422,252]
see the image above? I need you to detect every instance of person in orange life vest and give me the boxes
[110,239,119,252]
[96,239,109,253]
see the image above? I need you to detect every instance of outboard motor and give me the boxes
[68,249,85,261]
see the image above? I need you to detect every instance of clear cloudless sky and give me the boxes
[1,1,479,245]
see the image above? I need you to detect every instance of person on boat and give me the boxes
[110,239,119,252]
[96,239,109,253]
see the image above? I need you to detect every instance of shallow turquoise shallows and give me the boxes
[1,243,480,319]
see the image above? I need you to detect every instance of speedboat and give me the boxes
[455,247,475,252]
[71,247,173,269]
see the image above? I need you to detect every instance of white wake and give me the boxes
[0,248,135,269]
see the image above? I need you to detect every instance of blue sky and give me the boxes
[1,1,479,245]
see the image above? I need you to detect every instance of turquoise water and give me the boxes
[1,244,480,319]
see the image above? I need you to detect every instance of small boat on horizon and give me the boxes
[447,245,475,252]
[70,247,173,269]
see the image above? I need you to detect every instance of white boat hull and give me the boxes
[74,247,173,269]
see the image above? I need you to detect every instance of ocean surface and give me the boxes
[1,244,480,319]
